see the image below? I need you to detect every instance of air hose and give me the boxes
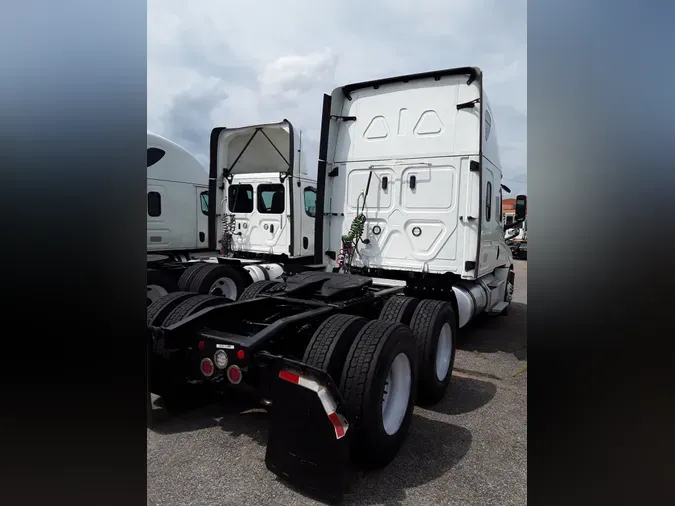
[338,171,373,272]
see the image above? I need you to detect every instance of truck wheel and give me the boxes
[147,292,198,326]
[187,264,252,300]
[340,320,417,468]
[303,314,368,383]
[149,295,226,411]
[379,296,420,325]
[238,279,285,301]
[177,263,211,291]
[147,268,180,306]
[162,294,232,327]
[409,299,458,405]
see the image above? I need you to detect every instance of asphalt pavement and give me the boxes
[148,260,527,506]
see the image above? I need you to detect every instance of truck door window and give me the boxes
[258,184,285,214]
[485,182,492,222]
[200,191,209,216]
[228,184,254,213]
[304,187,317,217]
[148,191,161,217]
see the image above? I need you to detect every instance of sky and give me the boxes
[148,0,527,196]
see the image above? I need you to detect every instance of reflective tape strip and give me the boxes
[318,388,348,439]
[279,370,299,384]
[317,387,337,414]
[279,369,349,439]
[327,412,347,439]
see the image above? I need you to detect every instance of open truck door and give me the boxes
[209,121,303,257]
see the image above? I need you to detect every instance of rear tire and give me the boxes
[149,294,227,404]
[409,299,458,405]
[303,314,368,384]
[177,263,211,291]
[162,294,232,327]
[147,268,180,306]
[339,320,417,468]
[187,264,252,300]
[238,279,285,301]
[379,296,420,325]
[147,292,198,326]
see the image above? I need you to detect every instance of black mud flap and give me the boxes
[264,359,351,503]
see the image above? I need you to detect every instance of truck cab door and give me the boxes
[250,181,289,254]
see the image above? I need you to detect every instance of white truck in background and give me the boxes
[146,121,317,304]
[503,196,527,259]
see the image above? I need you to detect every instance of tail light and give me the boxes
[200,358,214,377]
[227,365,242,384]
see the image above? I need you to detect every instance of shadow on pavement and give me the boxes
[457,301,527,360]
[151,392,473,505]
[149,387,266,440]
[427,374,497,415]
[343,415,472,505]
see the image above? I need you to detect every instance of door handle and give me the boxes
[409,175,417,190]
[270,224,275,234]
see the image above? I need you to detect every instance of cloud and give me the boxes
[258,49,338,103]
[160,78,229,159]
[148,0,526,195]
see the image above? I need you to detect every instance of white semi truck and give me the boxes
[147,67,526,501]
[146,121,317,303]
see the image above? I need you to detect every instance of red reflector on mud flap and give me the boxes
[278,370,349,440]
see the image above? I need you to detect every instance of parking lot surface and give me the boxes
[148,260,527,506]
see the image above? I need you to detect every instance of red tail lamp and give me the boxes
[236,349,245,360]
[198,340,205,351]
[227,365,242,384]
[200,358,214,377]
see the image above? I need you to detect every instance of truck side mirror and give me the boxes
[515,195,527,221]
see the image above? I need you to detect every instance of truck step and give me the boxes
[488,301,509,314]
[372,277,406,288]
[487,278,505,289]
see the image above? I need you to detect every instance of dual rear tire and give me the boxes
[147,292,232,409]
[148,263,280,303]
[178,263,253,300]
[302,296,458,468]
[303,314,417,469]
[379,296,458,404]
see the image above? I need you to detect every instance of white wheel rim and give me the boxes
[209,277,237,299]
[381,353,412,436]
[435,323,453,381]
[147,284,168,304]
